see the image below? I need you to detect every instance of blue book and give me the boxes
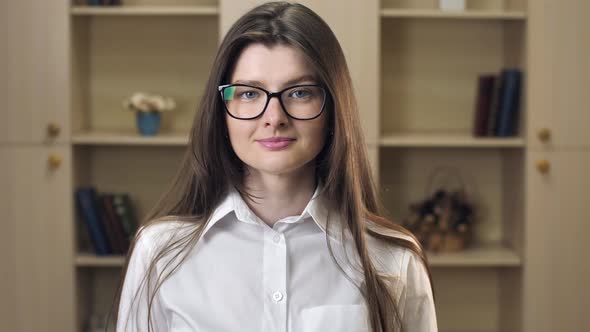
[75,187,112,255]
[495,69,522,137]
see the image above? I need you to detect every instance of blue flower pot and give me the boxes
[136,111,161,136]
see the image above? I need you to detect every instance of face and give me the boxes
[225,43,328,176]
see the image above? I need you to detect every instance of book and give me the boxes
[494,69,522,137]
[486,74,501,136]
[122,194,139,238]
[86,0,121,5]
[112,193,139,241]
[473,74,496,137]
[75,187,112,255]
[97,194,121,254]
[99,194,130,254]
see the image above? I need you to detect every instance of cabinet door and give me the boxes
[0,0,70,144]
[0,145,75,332]
[219,0,379,144]
[528,0,590,149]
[524,149,590,332]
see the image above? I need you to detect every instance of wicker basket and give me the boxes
[403,166,475,253]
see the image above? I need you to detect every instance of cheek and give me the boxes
[226,117,254,153]
[226,116,246,139]
[300,118,328,151]
[313,113,329,141]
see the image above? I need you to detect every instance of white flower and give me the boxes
[124,92,176,112]
[150,95,176,112]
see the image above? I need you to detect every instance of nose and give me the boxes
[262,95,289,128]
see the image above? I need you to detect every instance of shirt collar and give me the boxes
[201,183,340,243]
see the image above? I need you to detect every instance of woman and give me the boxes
[112,2,437,331]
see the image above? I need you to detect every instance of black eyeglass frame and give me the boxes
[217,83,328,120]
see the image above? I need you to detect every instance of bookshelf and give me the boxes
[378,0,526,331]
[69,0,219,330]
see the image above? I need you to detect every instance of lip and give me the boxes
[257,137,296,143]
[256,137,295,150]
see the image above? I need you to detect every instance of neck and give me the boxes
[242,163,317,227]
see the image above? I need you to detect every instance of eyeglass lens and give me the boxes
[222,85,325,119]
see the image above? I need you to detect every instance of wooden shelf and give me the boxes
[427,243,521,267]
[76,253,126,267]
[380,9,527,20]
[72,129,189,146]
[75,243,521,268]
[71,5,219,16]
[74,130,525,148]
[379,132,526,148]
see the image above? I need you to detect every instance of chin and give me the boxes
[253,164,299,175]
[245,158,306,175]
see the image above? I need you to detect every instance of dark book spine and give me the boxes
[473,74,496,137]
[495,69,522,137]
[99,194,123,254]
[487,74,501,136]
[113,193,139,241]
[75,187,112,255]
[104,194,130,254]
[122,194,139,237]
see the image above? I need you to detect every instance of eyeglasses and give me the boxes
[218,83,327,120]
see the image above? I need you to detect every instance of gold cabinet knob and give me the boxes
[47,122,61,138]
[537,128,551,142]
[48,154,62,168]
[536,159,550,174]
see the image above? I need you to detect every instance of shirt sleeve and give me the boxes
[401,249,438,332]
[117,226,169,332]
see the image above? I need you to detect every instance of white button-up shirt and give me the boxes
[117,184,437,331]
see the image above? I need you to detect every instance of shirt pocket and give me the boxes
[300,304,369,332]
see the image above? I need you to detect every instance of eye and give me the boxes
[289,89,311,99]
[238,90,260,100]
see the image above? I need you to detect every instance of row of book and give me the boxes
[75,187,138,255]
[85,0,121,6]
[473,68,522,137]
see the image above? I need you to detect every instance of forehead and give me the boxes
[230,43,317,88]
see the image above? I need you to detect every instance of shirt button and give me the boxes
[272,291,283,302]
[273,234,281,243]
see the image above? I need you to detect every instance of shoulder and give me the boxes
[132,219,195,259]
[135,219,186,243]
[364,219,430,293]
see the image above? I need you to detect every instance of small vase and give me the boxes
[136,111,161,136]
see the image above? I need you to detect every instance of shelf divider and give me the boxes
[428,242,521,267]
[380,9,527,20]
[72,129,189,146]
[71,5,219,16]
[380,132,526,148]
[74,242,521,268]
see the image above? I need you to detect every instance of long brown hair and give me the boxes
[109,2,433,331]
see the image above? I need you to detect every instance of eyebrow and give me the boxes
[233,74,318,89]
